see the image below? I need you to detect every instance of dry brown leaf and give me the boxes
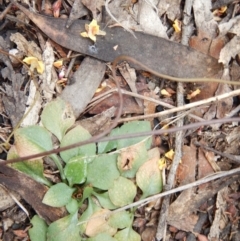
[85,209,116,237]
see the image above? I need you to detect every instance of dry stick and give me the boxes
[119,88,240,122]
[0,2,13,20]
[158,2,194,237]
[77,168,240,226]
[2,117,240,165]
[157,1,194,237]
[226,104,240,117]
[88,88,206,122]
[194,141,240,165]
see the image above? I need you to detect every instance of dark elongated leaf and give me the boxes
[12,2,221,79]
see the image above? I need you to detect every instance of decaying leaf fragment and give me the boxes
[173,19,181,33]
[80,19,106,42]
[187,88,201,99]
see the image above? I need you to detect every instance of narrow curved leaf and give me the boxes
[78,197,101,234]
[66,198,79,214]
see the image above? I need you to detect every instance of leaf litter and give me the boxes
[0,0,240,241]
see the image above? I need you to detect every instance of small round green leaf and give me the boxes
[64,156,88,187]
[92,191,118,210]
[114,227,140,241]
[8,146,51,186]
[41,98,75,141]
[97,128,120,154]
[29,215,47,241]
[88,232,117,241]
[47,212,81,241]
[117,141,148,178]
[87,154,120,190]
[136,150,163,198]
[109,177,136,207]
[108,211,132,229]
[66,198,79,214]
[60,126,96,163]
[116,121,152,149]
[42,183,75,207]
[14,125,53,157]
[78,197,101,234]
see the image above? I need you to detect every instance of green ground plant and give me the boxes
[8,98,163,241]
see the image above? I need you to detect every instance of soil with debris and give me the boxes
[1,0,240,241]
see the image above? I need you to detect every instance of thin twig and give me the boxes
[194,141,240,165]
[2,117,240,165]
